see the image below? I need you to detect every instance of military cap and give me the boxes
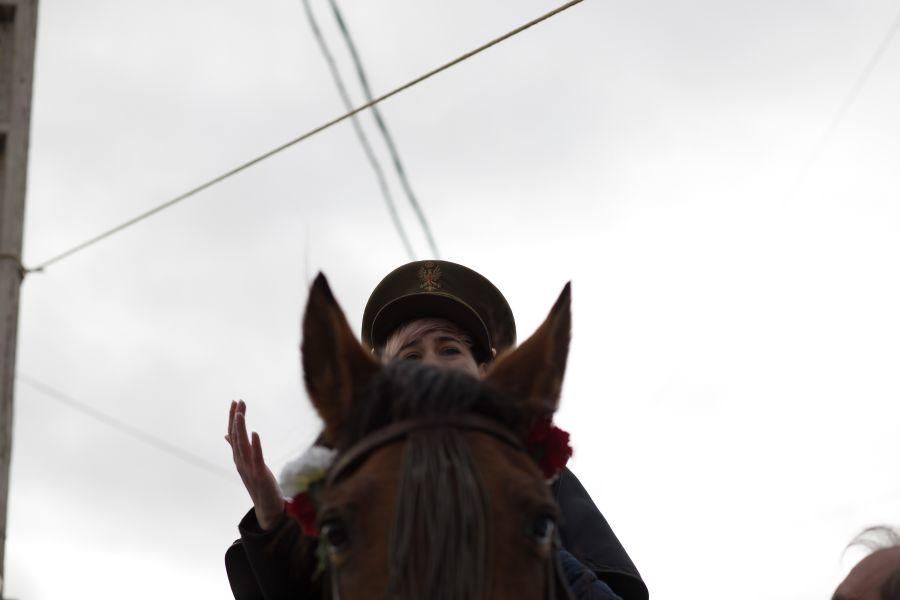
[361,260,516,363]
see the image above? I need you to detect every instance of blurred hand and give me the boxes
[225,400,284,530]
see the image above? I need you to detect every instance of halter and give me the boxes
[324,413,575,600]
[326,414,524,487]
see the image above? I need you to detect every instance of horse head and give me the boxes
[301,273,574,600]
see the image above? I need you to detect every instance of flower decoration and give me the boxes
[526,417,573,480]
[279,445,337,537]
[286,492,320,537]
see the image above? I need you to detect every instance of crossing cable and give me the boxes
[791,6,900,188]
[26,0,585,273]
[301,0,416,261]
[327,0,441,259]
[16,374,236,484]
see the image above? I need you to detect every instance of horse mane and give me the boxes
[342,361,524,446]
[337,361,526,600]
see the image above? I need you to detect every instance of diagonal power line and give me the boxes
[793,6,900,186]
[27,0,585,273]
[327,0,441,259]
[301,0,416,261]
[16,374,235,483]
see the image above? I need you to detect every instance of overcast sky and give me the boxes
[7,0,900,598]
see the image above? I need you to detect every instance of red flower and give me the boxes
[286,493,319,537]
[527,418,573,479]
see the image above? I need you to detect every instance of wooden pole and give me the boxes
[0,0,37,596]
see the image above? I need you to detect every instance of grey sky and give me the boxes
[7,0,900,598]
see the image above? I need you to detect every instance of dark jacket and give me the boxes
[225,467,647,600]
[552,469,647,600]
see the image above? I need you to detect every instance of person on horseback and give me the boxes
[225,260,648,600]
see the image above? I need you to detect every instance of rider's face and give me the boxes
[392,328,483,377]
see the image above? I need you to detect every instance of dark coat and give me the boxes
[552,469,647,600]
[225,468,647,600]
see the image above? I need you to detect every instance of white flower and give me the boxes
[278,445,337,498]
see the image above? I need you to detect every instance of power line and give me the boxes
[301,0,416,261]
[26,0,585,273]
[792,6,900,187]
[16,374,235,484]
[327,0,441,259]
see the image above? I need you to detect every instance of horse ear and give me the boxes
[302,273,379,443]
[484,283,571,421]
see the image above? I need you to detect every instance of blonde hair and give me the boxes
[381,318,474,362]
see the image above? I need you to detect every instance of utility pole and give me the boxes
[0,0,37,597]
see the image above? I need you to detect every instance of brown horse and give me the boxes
[302,273,575,600]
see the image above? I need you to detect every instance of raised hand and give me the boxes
[225,400,285,530]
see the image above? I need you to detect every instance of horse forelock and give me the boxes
[335,362,524,600]
[389,427,490,600]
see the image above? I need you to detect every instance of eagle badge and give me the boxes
[418,261,442,291]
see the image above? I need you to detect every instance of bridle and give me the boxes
[323,414,574,600]
[326,414,522,487]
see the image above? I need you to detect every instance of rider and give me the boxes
[225,260,648,600]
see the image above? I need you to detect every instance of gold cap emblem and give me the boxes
[418,261,442,291]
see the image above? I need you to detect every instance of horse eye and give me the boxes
[320,520,351,555]
[528,514,556,546]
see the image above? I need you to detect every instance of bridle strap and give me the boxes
[325,414,525,488]
[324,413,573,600]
